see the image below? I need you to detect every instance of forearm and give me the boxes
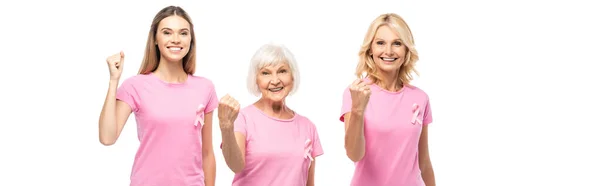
[202,152,216,186]
[421,161,436,186]
[98,80,119,145]
[220,128,245,173]
[344,110,366,162]
[306,160,315,186]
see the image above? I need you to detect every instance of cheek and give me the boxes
[370,45,381,55]
[183,37,192,47]
[395,47,406,56]
[155,34,166,44]
[256,77,269,89]
[282,75,294,86]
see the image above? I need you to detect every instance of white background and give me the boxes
[0,0,599,185]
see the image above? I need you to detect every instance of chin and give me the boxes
[268,95,287,102]
[160,51,188,61]
[375,63,399,72]
[377,66,401,73]
[261,93,287,103]
[165,56,185,62]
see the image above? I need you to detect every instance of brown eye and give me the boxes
[393,41,402,46]
[376,41,384,45]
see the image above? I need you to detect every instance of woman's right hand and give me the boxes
[218,94,240,130]
[349,79,372,112]
[106,51,125,81]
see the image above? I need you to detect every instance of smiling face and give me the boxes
[370,25,407,74]
[155,15,192,63]
[256,62,294,103]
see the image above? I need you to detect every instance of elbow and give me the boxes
[344,138,365,162]
[344,143,364,162]
[229,164,245,174]
[231,167,243,174]
[223,153,245,173]
[346,150,364,162]
[99,137,116,146]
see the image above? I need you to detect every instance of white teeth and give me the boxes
[168,47,182,51]
[269,87,283,92]
[382,57,396,61]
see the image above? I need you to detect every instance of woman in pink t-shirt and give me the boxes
[340,13,436,186]
[98,6,217,186]
[218,43,324,186]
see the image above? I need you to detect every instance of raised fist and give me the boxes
[106,51,125,81]
[349,79,372,112]
[217,94,240,129]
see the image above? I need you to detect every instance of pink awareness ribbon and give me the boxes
[194,104,205,127]
[304,139,314,162]
[411,103,422,125]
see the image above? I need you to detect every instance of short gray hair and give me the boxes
[247,43,300,97]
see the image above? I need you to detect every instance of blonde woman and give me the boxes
[98,6,217,186]
[340,13,436,186]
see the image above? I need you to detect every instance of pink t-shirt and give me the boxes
[116,73,218,186]
[340,82,433,186]
[224,105,324,186]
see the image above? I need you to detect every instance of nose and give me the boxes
[170,33,181,44]
[384,45,393,55]
[270,76,281,85]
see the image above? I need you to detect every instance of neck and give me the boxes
[154,57,187,83]
[254,98,293,119]
[377,70,402,92]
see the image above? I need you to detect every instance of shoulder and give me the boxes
[188,75,216,90]
[239,105,255,114]
[237,105,258,119]
[189,75,215,86]
[404,84,430,100]
[120,74,153,86]
[294,113,317,128]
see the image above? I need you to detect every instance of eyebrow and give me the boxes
[260,65,288,71]
[160,27,190,32]
[374,38,401,41]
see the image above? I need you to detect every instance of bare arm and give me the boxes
[220,121,246,173]
[98,79,132,146]
[200,112,216,186]
[419,125,436,186]
[344,110,366,162]
[306,159,316,186]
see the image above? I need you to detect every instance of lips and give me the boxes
[381,57,397,62]
[268,87,283,92]
[167,46,183,51]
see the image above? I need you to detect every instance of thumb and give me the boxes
[120,51,125,62]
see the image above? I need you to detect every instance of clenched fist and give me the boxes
[106,51,125,81]
[218,94,240,130]
[349,79,372,112]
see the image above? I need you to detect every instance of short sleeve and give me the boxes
[339,87,352,122]
[311,125,324,158]
[422,97,433,126]
[233,112,248,136]
[116,78,139,112]
[204,81,218,114]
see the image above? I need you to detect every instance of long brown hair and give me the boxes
[356,13,419,86]
[138,6,197,75]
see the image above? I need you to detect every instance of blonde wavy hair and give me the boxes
[356,13,419,87]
